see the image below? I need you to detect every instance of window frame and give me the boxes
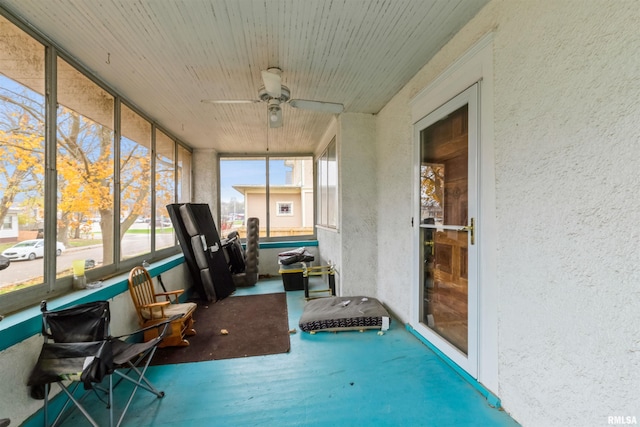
[0,11,192,315]
[316,137,338,229]
[218,153,316,242]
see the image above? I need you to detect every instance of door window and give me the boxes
[420,104,469,354]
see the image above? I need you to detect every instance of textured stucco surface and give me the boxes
[316,227,341,291]
[316,113,377,297]
[338,113,378,297]
[192,148,219,214]
[0,336,44,424]
[491,1,640,425]
[375,92,414,321]
[375,0,640,425]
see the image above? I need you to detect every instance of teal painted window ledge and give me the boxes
[250,240,318,249]
[405,323,502,408]
[0,254,185,352]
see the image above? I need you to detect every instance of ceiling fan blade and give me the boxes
[289,99,344,114]
[201,99,260,104]
[261,68,281,98]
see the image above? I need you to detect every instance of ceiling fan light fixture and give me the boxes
[267,99,282,128]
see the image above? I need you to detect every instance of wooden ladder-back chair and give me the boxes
[128,266,197,347]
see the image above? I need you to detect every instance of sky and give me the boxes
[220,158,291,202]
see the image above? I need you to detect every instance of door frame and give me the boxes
[410,33,498,391]
[414,85,479,376]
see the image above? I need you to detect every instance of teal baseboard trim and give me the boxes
[0,254,185,352]
[405,323,502,408]
[256,240,318,249]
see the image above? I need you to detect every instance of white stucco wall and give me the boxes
[315,114,378,297]
[336,113,378,297]
[316,226,342,291]
[376,0,640,425]
[491,1,640,424]
[0,335,43,424]
[375,85,414,322]
[192,148,219,215]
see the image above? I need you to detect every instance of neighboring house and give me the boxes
[231,158,314,237]
[0,208,19,243]
[232,184,314,237]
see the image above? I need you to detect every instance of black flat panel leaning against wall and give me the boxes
[166,203,236,301]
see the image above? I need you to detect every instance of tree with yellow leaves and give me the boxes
[2,74,172,269]
[56,106,115,260]
[0,83,45,231]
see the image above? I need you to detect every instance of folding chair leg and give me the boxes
[112,344,164,398]
[112,347,164,426]
[43,383,48,427]
[108,375,114,427]
[114,370,161,426]
[114,367,164,398]
[49,382,83,427]
[41,379,116,427]
[53,382,101,427]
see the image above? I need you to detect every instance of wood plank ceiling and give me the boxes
[0,0,488,154]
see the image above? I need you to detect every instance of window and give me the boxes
[1,216,12,230]
[0,15,46,297]
[277,202,293,216]
[177,144,192,203]
[268,157,313,236]
[219,156,314,239]
[120,104,152,260]
[0,13,191,313]
[57,57,115,270]
[154,130,176,251]
[220,157,265,238]
[317,137,338,228]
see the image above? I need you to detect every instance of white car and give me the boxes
[1,239,65,261]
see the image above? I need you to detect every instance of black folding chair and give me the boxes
[28,300,174,427]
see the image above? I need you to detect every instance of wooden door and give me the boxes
[420,104,470,354]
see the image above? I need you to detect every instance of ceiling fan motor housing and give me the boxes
[258,85,290,103]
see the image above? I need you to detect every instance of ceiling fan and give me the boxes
[201,67,344,128]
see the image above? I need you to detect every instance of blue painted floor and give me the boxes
[27,279,519,426]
